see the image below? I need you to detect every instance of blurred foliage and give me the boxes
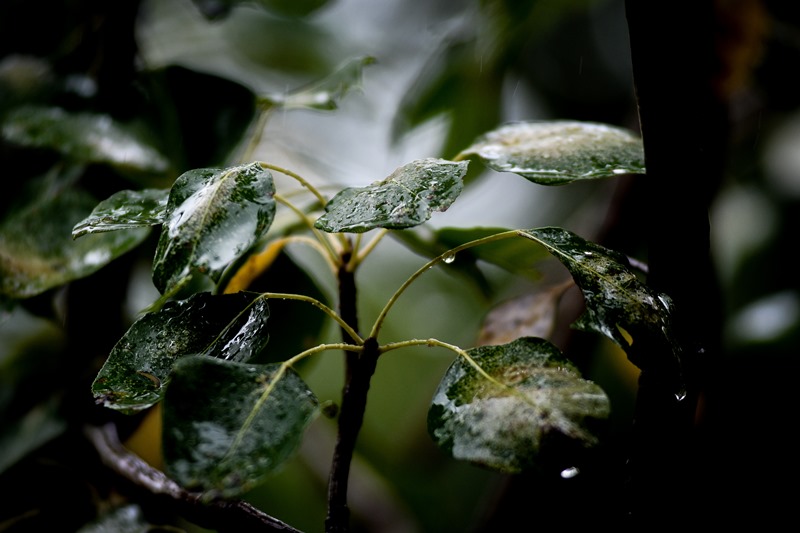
[1,0,800,531]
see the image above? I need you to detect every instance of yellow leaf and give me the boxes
[223,240,286,293]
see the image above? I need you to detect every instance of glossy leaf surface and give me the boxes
[519,227,681,370]
[459,121,645,185]
[153,163,276,295]
[92,292,270,414]
[163,356,319,498]
[0,188,150,299]
[72,188,169,238]
[261,55,375,111]
[1,106,169,175]
[315,158,467,233]
[428,337,609,473]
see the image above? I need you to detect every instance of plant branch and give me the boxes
[325,248,376,533]
[624,0,726,526]
[83,423,301,533]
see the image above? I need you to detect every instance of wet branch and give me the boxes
[325,251,380,533]
[624,0,726,526]
[83,423,301,533]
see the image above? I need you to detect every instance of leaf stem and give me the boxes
[275,193,341,262]
[368,230,519,339]
[380,338,532,406]
[261,292,363,344]
[259,162,329,209]
[351,229,389,269]
[380,338,505,389]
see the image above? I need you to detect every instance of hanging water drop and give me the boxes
[560,466,580,479]
[674,388,687,402]
[442,252,456,264]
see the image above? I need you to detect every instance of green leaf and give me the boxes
[0,188,150,299]
[428,337,610,473]
[518,227,681,372]
[314,158,468,233]
[163,355,319,498]
[1,106,169,175]
[72,189,169,238]
[92,292,270,414]
[153,163,276,295]
[260,55,375,111]
[458,121,645,185]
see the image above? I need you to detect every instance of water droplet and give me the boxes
[612,168,627,175]
[583,251,593,256]
[560,466,580,479]
[442,252,456,264]
[674,389,687,402]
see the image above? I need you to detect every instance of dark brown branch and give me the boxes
[624,0,727,527]
[326,250,380,533]
[83,423,301,533]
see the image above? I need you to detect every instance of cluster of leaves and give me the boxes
[65,102,672,502]
[0,1,685,529]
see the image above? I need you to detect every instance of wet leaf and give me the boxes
[260,55,375,111]
[92,292,270,414]
[518,227,681,371]
[315,158,468,233]
[1,105,169,175]
[153,163,276,295]
[0,188,150,299]
[163,355,319,498]
[477,282,573,345]
[72,189,168,238]
[428,337,610,473]
[459,121,645,185]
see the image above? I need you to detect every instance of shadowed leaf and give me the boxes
[519,227,681,372]
[163,355,319,498]
[0,188,149,299]
[1,106,169,175]
[92,292,270,414]
[477,281,573,345]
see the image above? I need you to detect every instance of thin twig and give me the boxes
[83,423,301,533]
